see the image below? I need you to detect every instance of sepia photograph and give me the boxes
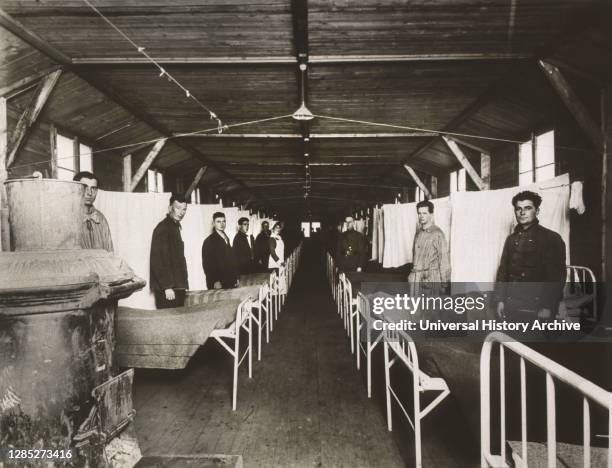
[1,0,612,466]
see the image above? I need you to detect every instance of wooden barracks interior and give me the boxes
[1,1,612,467]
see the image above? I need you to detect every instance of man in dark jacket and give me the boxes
[254,220,271,271]
[495,191,566,320]
[202,212,238,289]
[232,217,255,274]
[150,194,189,309]
[336,216,367,272]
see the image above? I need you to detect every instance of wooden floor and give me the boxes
[133,241,478,467]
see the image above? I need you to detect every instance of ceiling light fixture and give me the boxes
[292,63,314,121]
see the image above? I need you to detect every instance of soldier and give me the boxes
[495,191,566,321]
[336,216,367,272]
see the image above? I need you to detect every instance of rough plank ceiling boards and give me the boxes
[0,0,608,214]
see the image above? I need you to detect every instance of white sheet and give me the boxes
[450,173,570,286]
[96,190,260,309]
[381,198,452,268]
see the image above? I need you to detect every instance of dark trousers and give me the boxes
[154,289,186,309]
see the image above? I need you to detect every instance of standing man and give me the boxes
[233,217,255,275]
[202,212,238,289]
[73,171,113,252]
[408,201,450,296]
[255,220,271,272]
[495,191,566,321]
[336,216,367,272]
[150,194,189,309]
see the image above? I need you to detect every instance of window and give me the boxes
[55,133,93,180]
[519,130,555,184]
[147,169,164,193]
[301,222,311,238]
[450,168,466,193]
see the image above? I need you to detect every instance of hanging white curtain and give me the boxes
[373,207,385,262]
[96,190,254,309]
[382,203,416,268]
[381,198,452,268]
[450,173,570,286]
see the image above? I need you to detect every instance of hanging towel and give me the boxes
[569,181,585,215]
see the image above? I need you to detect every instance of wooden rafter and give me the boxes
[539,60,604,150]
[0,7,265,205]
[404,165,433,199]
[442,136,488,191]
[7,69,62,167]
[185,166,208,198]
[129,139,166,192]
[0,66,62,98]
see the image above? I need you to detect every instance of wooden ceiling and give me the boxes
[1,0,610,217]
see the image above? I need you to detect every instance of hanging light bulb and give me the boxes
[292,63,314,121]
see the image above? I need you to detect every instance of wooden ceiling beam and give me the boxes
[175,132,432,138]
[309,53,531,63]
[73,57,297,65]
[403,165,432,199]
[0,7,267,205]
[0,65,63,99]
[442,136,488,190]
[129,139,166,192]
[7,69,62,167]
[539,60,604,151]
[184,166,207,198]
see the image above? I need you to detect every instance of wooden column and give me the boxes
[49,123,57,178]
[73,136,80,173]
[431,175,438,198]
[604,89,611,286]
[122,154,132,192]
[0,97,9,251]
[480,153,491,189]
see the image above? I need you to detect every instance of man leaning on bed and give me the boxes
[150,193,189,309]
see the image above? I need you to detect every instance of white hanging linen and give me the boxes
[381,199,452,268]
[374,207,385,262]
[569,181,585,215]
[96,190,256,309]
[450,173,571,287]
[382,203,416,268]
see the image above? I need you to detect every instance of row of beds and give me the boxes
[116,243,303,411]
[325,253,607,468]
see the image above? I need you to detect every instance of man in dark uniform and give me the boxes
[150,194,189,309]
[202,211,238,289]
[495,191,566,321]
[336,216,367,272]
[254,220,271,272]
[232,217,255,274]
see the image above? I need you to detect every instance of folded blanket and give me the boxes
[116,299,243,369]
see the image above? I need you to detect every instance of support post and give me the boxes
[431,176,438,198]
[122,154,132,192]
[49,123,57,179]
[73,136,80,173]
[442,136,488,191]
[7,69,62,168]
[403,164,432,199]
[185,166,207,199]
[0,97,10,250]
[129,139,166,192]
[480,153,491,189]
